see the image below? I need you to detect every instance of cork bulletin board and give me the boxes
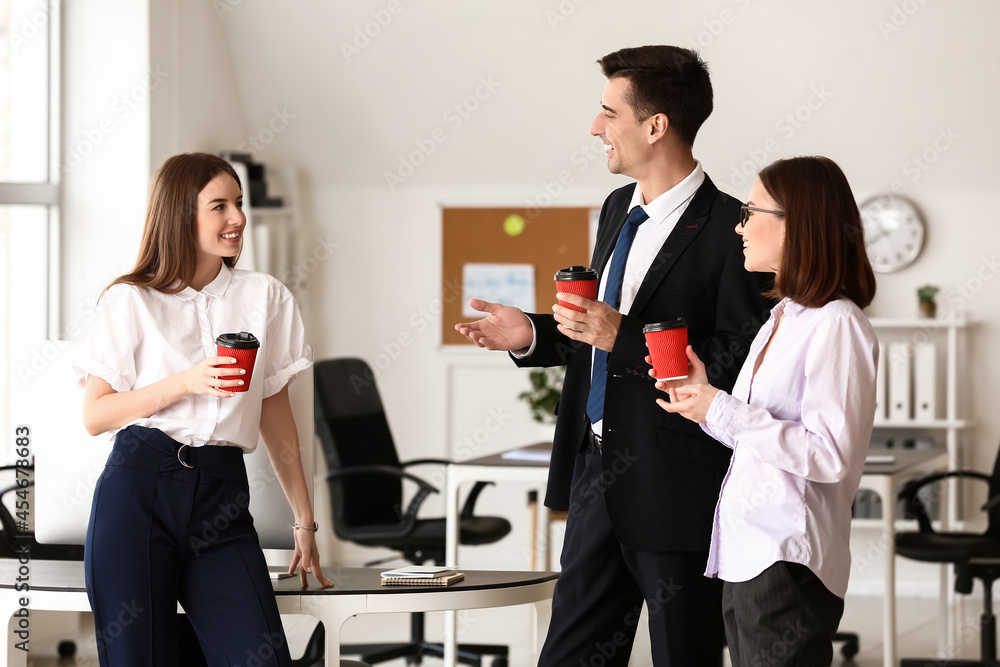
[441,207,593,345]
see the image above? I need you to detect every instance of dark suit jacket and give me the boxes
[513,176,774,551]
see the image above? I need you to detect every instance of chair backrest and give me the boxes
[313,358,405,533]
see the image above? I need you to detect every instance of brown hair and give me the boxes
[597,45,713,146]
[104,152,242,297]
[759,156,876,309]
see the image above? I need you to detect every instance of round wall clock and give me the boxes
[859,195,926,273]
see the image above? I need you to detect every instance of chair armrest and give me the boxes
[325,466,439,494]
[0,480,32,498]
[460,481,495,520]
[0,464,32,473]
[399,458,452,468]
[396,459,501,520]
[898,470,991,532]
[325,466,439,531]
[396,459,499,519]
[981,492,1000,512]
[0,480,33,542]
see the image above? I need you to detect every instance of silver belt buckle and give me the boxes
[177,444,194,469]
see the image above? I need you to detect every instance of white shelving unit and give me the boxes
[228,161,303,294]
[861,313,972,661]
[869,311,972,526]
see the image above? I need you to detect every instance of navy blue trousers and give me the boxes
[84,426,291,667]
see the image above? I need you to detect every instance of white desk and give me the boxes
[856,447,949,667]
[444,443,551,667]
[445,443,949,667]
[0,561,557,666]
[445,443,553,568]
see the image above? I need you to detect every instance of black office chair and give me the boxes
[314,357,512,666]
[832,630,859,660]
[896,445,1000,667]
[294,622,371,667]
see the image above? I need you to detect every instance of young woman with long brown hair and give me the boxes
[77,152,332,666]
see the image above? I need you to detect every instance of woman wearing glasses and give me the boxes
[653,156,878,666]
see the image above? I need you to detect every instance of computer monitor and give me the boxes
[16,340,314,550]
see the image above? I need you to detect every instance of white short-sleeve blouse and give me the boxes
[74,265,312,452]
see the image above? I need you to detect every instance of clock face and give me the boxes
[859,195,925,273]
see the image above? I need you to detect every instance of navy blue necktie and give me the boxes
[586,206,649,424]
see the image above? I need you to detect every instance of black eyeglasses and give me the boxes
[740,205,785,227]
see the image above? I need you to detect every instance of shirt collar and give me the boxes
[773,297,807,319]
[173,264,233,301]
[628,161,706,225]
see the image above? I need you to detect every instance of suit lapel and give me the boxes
[630,176,720,315]
[591,184,635,276]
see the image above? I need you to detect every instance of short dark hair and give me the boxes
[597,45,713,146]
[759,156,877,309]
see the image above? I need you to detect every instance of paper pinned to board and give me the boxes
[501,448,552,462]
[462,263,535,317]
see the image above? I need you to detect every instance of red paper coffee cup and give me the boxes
[555,265,598,313]
[643,319,688,381]
[215,332,260,393]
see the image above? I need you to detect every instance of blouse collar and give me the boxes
[174,264,233,301]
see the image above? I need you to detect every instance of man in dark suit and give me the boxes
[455,45,773,666]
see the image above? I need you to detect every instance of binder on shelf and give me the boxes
[381,572,465,586]
[914,342,937,421]
[888,342,913,422]
[874,349,887,421]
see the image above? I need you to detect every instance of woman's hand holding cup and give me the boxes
[178,357,246,397]
[648,345,716,424]
[647,345,708,392]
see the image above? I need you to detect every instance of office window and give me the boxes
[0,0,60,453]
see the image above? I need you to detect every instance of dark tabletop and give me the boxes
[272,567,558,596]
[457,442,552,468]
[0,560,558,596]
[862,447,947,475]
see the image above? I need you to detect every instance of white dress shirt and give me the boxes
[520,162,705,435]
[701,297,879,598]
[610,162,704,317]
[75,265,312,452]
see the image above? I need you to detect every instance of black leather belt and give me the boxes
[588,429,603,452]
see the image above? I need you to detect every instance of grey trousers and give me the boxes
[722,561,844,667]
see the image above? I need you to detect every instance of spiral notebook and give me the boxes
[380,572,465,586]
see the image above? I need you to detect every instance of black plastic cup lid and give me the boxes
[643,318,687,333]
[555,265,598,281]
[216,332,260,349]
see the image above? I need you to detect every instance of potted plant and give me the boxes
[518,367,565,423]
[917,285,939,318]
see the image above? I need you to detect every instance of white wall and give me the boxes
[59,1,1000,579]
[59,0,249,332]
[149,0,250,167]
[202,1,1000,571]
[59,0,152,337]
